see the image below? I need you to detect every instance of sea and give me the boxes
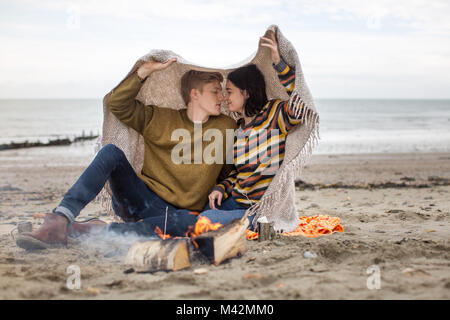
[0,99,449,156]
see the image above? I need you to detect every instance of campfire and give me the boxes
[126,215,248,272]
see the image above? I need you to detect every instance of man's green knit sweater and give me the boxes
[106,72,237,211]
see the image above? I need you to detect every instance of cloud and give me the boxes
[294,0,450,35]
[16,0,281,24]
[287,28,450,99]
[1,0,450,98]
[16,0,449,34]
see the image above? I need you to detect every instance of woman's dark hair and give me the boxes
[227,64,268,117]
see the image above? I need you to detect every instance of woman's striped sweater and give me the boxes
[214,59,306,207]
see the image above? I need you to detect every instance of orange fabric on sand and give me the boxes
[246,215,343,240]
[246,230,259,240]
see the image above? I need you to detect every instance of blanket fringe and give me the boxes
[248,101,320,231]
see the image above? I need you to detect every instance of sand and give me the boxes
[0,145,449,299]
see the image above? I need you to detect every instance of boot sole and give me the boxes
[15,234,66,250]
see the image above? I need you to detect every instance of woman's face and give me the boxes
[225,80,248,114]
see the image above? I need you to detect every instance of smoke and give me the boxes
[74,229,159,260]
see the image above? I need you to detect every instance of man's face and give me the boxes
[196,81,224,116]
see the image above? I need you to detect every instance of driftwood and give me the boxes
[193,215,249,266]
[125,238,191,272]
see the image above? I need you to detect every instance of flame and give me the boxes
[154,226,172,240]
[191,240,199,249]
[193,216,223,237]
[185,225,195,238]
[153,216,224,242]
[184,217,223,248]
[183,213,202,237]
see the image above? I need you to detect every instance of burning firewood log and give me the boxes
[125,238,191,272]
[193,215,249,266]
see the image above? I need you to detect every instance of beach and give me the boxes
[0,146,449,299]
[2,0,450,303]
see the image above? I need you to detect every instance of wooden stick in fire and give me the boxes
[163,206,168,240]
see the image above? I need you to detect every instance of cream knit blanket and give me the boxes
[98,25,319,233]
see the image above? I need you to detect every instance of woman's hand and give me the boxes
[260,31,280,65]
[208,190,223,210]
[137,58,177,80]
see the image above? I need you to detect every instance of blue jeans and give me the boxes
[200,197,255,230]
[55,144,197,236]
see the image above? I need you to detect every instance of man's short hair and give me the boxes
[180,70,224,105]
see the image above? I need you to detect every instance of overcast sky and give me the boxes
[1,0,449,99]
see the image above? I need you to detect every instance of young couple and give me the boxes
[16,31,306,250]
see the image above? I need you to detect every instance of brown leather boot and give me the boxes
[67,218,107,238]
[16,212,68,250]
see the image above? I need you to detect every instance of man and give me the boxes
[16,58,237,250]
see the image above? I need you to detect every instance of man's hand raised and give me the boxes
[137,58,177,81]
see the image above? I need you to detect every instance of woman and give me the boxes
[198,31,307,228]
